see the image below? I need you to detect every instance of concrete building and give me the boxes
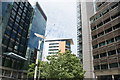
[90,0,120,79]
[27,2,47,64]
[77,0,95,78]
[42,38,74,61]
[1,1,34,79]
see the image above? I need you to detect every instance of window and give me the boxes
[2,36,9,45]
[97,3,102,8]
[13,2,18,9]
[111,12,120,19]
[20,38,26,45]
[96,13,102,20]
[91,26,96,31]
[5,28,11,36]
[22,13,26,17]
[13,61,19,69]
[13,24,18,31]
[98,31,104,37]
[93,54,99,59]
[108,50,116,56]
[49,49,58,51]
[9,40,14,48]
[24,23,29,29]
[90,18,95,23]
[25,2,29,7]
[93,44,98,49]
[105,27,112,33]
[11,32,16,39]
[19,46,24,54]
[20,3,24,9]
[111,3,119,10]
[113,23,120,30]
[92,35,97,40]
[10,10,16,19]
[12,5,17,11]
[106,38,114,44]
[102,8,109,15]
[18,8,22,13]
[9,17,14,25]
[117,48,120,54]
[97,22,103,28]
[101,64,108,70]
[109,63,118,68]
[4,58,12,68]
[49,43,59,45]
[100,52,107,58]
[18,27,22,34]
[49,46,59,48]
[24,7,27,13]
[99,41,106,47]
[16,15,20,22]
[104,18,111,24]
[11,10,16,16]
[48,52,57,54]
[115,36,120,41]
[94,65,100,70]
[22,31,27,37]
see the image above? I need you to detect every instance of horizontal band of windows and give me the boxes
[91,7,120,31]
[93,35,120,49]
[94,62,120,70]
[91,13,120,31]
[92,23,120,40]
[90,2,120,24]
[93,48,120,59]
[49,43,59,45]
[48,52,57,54]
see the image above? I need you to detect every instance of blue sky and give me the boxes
[29,0,77,54]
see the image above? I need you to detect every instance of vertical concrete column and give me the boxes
[21,72,24,79]
[10,71,13,78]
[112,75,114,80]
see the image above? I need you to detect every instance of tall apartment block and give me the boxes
[90,0,120,79]
[77,0,95,78]
[42,38,74,61]
[27,2,47,64]
[1,1,33,79]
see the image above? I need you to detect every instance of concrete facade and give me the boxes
[90,0,120,80]
[77,0,95,78]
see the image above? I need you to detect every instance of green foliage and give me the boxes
[27,63,35,77]
[28,51,85,79]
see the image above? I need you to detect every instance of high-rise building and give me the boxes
[42,38,74,61]
[77,0,95,78]
[90,0,120,79]
[77,0,83,62]
[1,1,33,79]
[27,2,47,64]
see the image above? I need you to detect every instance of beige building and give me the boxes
[90,0,120,79]
[42,38,74,61]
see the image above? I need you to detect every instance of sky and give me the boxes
[29,0,77,54]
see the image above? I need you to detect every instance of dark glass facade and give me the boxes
[27,2,47,63]
[1,1,33,79]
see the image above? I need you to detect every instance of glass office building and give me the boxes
[1,1,33,79]
[27,2,47,63]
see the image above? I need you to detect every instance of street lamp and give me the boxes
[34,33,45,80]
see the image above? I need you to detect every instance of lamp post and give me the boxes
[34,33,45,80]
